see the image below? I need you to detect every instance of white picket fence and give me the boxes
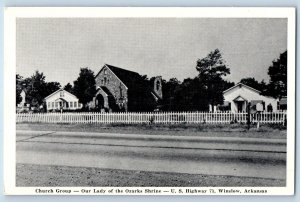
[16,111,287,125]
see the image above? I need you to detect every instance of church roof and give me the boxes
[103,64,161,99]
[105,64,144,89]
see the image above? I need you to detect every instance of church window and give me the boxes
[104,69,107,75]
[104,77,107,85]
[101,80,104,85]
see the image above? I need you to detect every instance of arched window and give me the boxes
[104,77,107,84]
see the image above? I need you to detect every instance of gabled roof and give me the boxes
[44,88,78,100]
[95,64,143,90]
[223,82,261,94]
[233,95,247,101]
[100,86,114,97]
[107,64,146,89]
[95,64,162,102]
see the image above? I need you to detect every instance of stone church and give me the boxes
[89,64,163,112]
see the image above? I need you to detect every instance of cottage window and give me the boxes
[70,102,73,108]
[74,101,77,108]
[55,102,58,108]
[52,102,54,108]
[47,102,50,108]
[60,91,64,97]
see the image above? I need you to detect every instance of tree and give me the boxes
[73,68,97,108]
[266,51,287,98]
[17,71,61,108]
[196,49,230,79]
[240,77,267,92]
[45,82,61,96]
[172,77,208,111]
[161,78,181,111]
[196,49,231,109]
[64,82,74,94]
[25,71,47,107]
[16,74,23,105]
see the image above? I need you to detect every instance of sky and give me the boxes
[16,18,287,86]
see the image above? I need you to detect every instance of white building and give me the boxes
[17,90,30,113]
[18,90,26,107]
[44,89,82,111]
[222,83,278,112]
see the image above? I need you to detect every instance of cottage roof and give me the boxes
[233,95,247,101]
[223,82,261,94]
[44,88,78,100]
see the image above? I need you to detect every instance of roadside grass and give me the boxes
[16,164,285,187]
[16,122,287,139]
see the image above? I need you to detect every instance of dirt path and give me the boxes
[16,164,285,187]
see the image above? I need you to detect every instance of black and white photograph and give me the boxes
[4,7,295,195]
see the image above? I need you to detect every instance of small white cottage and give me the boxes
[222,83,278,112]
[44,89,82,111]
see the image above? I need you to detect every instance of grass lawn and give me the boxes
[16,164,285,187]
[17,123,287,139]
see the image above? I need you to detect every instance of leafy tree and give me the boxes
[196,49,230,79]
[196,49,231,109]
[73,68,97,108]
[223,80,235,90]
[45,82,61,96]
[161,78,181,111]
[240,77,267,92]
[172,77,208,111]
[64,82,74,94]
[17,71,61,108]
[266,51,287,98]
[25,71,47,107]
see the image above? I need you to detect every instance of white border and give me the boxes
[4,7,296,195]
